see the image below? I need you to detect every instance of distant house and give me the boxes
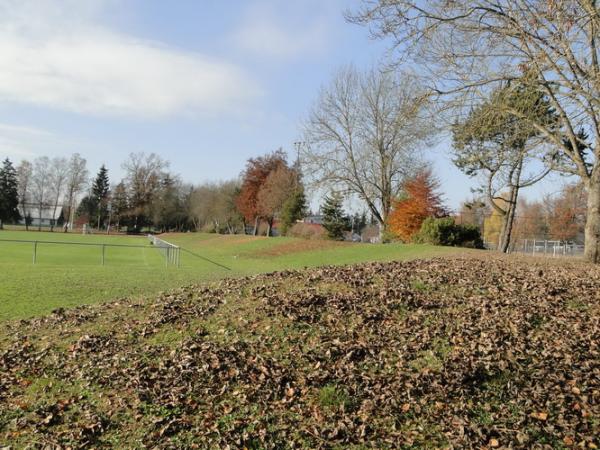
[303,214,324,225]
[18,204,63,228]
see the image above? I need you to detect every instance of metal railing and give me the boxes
[148,235,180,267]
[0,238,160,266]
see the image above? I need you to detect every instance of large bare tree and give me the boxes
[16,160,33,230]
[122,152,168,231]
[31,156,51,231]
[191,180,243,234]
[302,66,431,235]
[65,153,89,230]
[48,157,69,232]
[350,1,600,262]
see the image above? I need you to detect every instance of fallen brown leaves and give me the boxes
[0,256,599,448]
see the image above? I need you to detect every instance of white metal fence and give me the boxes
[148,234,181,267]
[517,239,584,258]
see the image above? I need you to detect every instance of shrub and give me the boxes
[200,223,217,233]
[415,217,483,248]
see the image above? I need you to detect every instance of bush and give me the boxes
[200,223,217,233]
[288,223,326,240]
[415,217,483,248]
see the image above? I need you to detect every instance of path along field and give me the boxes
[0,230,461,320]
[0,256,598,448]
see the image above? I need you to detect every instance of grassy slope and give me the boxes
[0,256,598,448]
[0,230,462,320]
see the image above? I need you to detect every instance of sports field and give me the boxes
[0,230,464,321]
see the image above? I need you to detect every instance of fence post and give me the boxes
[33,241,37,264]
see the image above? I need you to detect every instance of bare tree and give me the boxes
[16,160,33,230]
[302,66,431,236]
[48,157,69,231]
[31,156,51,231]
[349,1,600,262]
[122,152,168,231]
[65,153,89,231]
[192,180,243,234]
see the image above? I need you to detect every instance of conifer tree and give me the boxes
[0,158,21,229]
[91,165,110,229]
[280,187,307,236]
[321,192,349,240]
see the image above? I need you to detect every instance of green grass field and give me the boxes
[0,229,466,321]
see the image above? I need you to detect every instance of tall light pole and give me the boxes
[293,141,305,167]
[106,201,112,235]
[97,195,102,231]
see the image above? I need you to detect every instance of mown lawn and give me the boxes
[0,230,464,321]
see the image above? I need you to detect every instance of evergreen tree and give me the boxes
[153,174,181,232]
[349,212,368,235]
[321,192,349,240]
[280,187,307,235]
[76,195,97,224]
[0,158,21,229]
[91,165,110,229]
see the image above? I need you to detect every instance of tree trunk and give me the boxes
[267,219,273,237]
[498,185,519,253]
[66,188,74,231]
[378,220,385,243]
[497,155,523,253]
[584,168,600,263]
[253,217,259,236]
[50,201,59,232]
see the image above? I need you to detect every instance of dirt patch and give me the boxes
[249,238,348,258]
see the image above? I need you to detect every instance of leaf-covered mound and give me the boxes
[1,257,599,449]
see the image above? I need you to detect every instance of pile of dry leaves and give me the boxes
[1,256,599,448]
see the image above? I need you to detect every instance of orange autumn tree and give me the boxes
[546,183,587,242]
[388,169,447,241]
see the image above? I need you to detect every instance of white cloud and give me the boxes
[232,2,332,59]
[0,0,260,118]
[0,123,67,160]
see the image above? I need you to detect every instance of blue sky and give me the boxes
[0,0,567,210]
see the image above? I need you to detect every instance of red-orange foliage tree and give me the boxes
[546,183,587,242]
[235,150,287,235]
[388,169,447,242]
